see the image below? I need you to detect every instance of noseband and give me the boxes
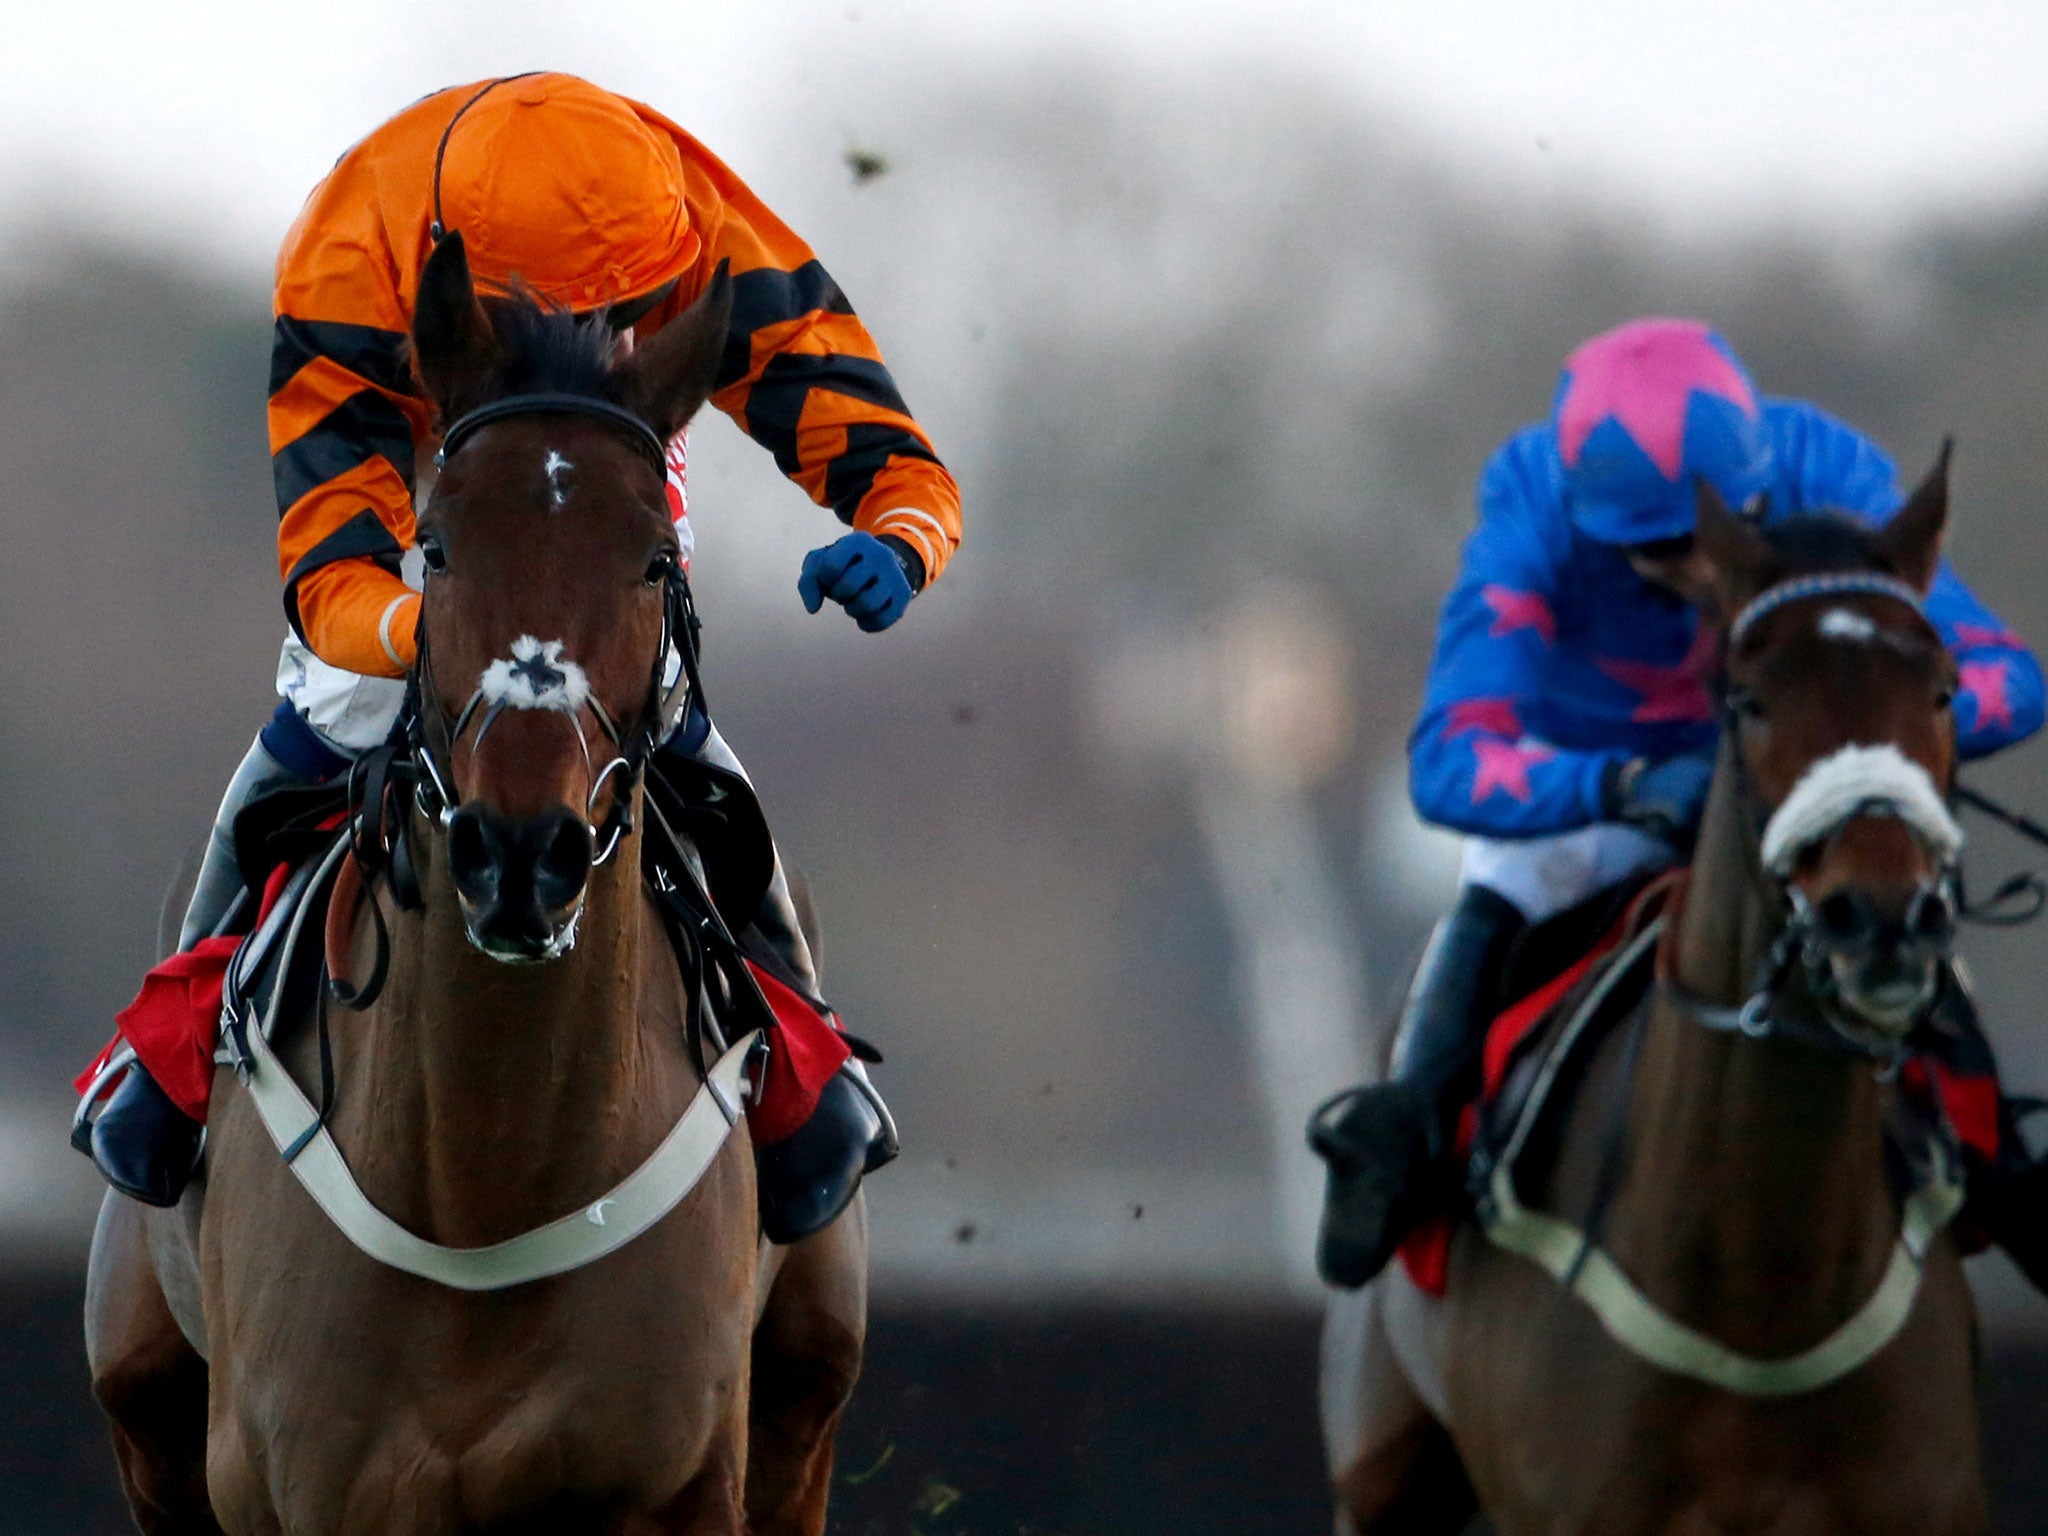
[353,392,702,899]
[1665,570,1961,1065]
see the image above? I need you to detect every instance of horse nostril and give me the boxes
[1909,886,1956,947]
[447,807,501,904]
[532,812,594,913]
[1816,890,1870,947]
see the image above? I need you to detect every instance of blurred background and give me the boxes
[10,1,2048,1530]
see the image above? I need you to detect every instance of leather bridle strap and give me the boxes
[1727,570,1929,650]
[405,378,697,866]
[437,393,669,477]
[404,560,696,870]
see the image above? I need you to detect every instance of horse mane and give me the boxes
[478,288,624,404]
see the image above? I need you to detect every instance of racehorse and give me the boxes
[1324,454,1990,1534]
[83,234,867,1535]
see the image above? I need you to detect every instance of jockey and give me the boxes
[1312,317,2048,1289]
[84,73,958,1236]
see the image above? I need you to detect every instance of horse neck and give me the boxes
[353,820,686,1243]
[1608,733,1899,1348]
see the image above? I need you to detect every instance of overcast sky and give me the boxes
[4,0,2048,276]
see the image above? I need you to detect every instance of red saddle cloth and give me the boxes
[76,850,849,1146]
[1396,874,2001,1299]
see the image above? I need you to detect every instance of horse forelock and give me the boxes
[1754,511,1888,578]
[478,290,623,405]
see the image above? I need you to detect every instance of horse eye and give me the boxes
[419,536,448,574]
[644,551,677,587]
[1729,686,1766,721]
[1935,684,1957,710]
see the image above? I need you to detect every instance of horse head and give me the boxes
[406,232,730,962]
[1645,444,1963,1039]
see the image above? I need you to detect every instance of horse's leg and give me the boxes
[1321,1284,1476,1536]
[84,1192,221,1535]
[743,1193,868,1536]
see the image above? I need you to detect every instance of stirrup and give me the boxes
[1310,1080,1442,1288]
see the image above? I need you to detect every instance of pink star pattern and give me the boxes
[1557,320,1755,478]
[1471,737,1553,804]
[1955,622,2024,651]
[1482,585,1556,645]
[1961,658,2014,733]
[1595,621,1719,725]
[1446,697,1522,739]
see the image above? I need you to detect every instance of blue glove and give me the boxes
[1604,754,1715,847]
[798,532,919,633]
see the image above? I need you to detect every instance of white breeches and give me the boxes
[1458,822,1676,924]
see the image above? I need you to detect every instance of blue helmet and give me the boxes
[1553,318,1774,545]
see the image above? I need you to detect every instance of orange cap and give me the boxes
[434,73,701,310]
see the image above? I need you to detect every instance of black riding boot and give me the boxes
[665,719,898,1243]
[1309,884,1526,1288]
[741,856,899,1244]
[1982,1106,2048,1295]
[1927,972,2048,1295]
[77,703,342,1206]
[76,1064,205,1208]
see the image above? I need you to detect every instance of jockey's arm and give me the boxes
[268,155,433,679]
[654,120,961,589]
[1778,401,2046,758]
[1408,432,1629,839]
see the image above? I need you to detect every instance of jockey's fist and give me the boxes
[799,531,922,632]
[1605,754,1715,848]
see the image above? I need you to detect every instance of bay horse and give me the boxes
[83,234,867,1534]
[1325,451,1992,1534]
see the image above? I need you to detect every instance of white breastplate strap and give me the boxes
[238,968,757,1290]
[1478,919,1966,1396]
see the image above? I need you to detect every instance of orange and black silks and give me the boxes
[269,73,961,677]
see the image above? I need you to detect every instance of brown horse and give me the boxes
[84,235,867,1534]
[1326,452,1992,1534]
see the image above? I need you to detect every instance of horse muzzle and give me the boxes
[1803,882,1955,1034]
[447,802,594,963]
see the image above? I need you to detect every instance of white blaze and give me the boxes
[1818,607,1879,643]
[478,636,590,715]
[543,450,573,509]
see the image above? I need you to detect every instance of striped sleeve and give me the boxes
[674,146,961,586]
[267,313,431,676]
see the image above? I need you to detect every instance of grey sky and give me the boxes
[4,0,2048,272]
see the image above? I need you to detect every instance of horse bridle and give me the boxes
[1664,570,1961,1067]
[357,392,703,890]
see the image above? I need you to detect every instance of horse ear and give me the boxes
[411,232,501,420]
[1876,439,1951,596]
[616,261,733,442]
